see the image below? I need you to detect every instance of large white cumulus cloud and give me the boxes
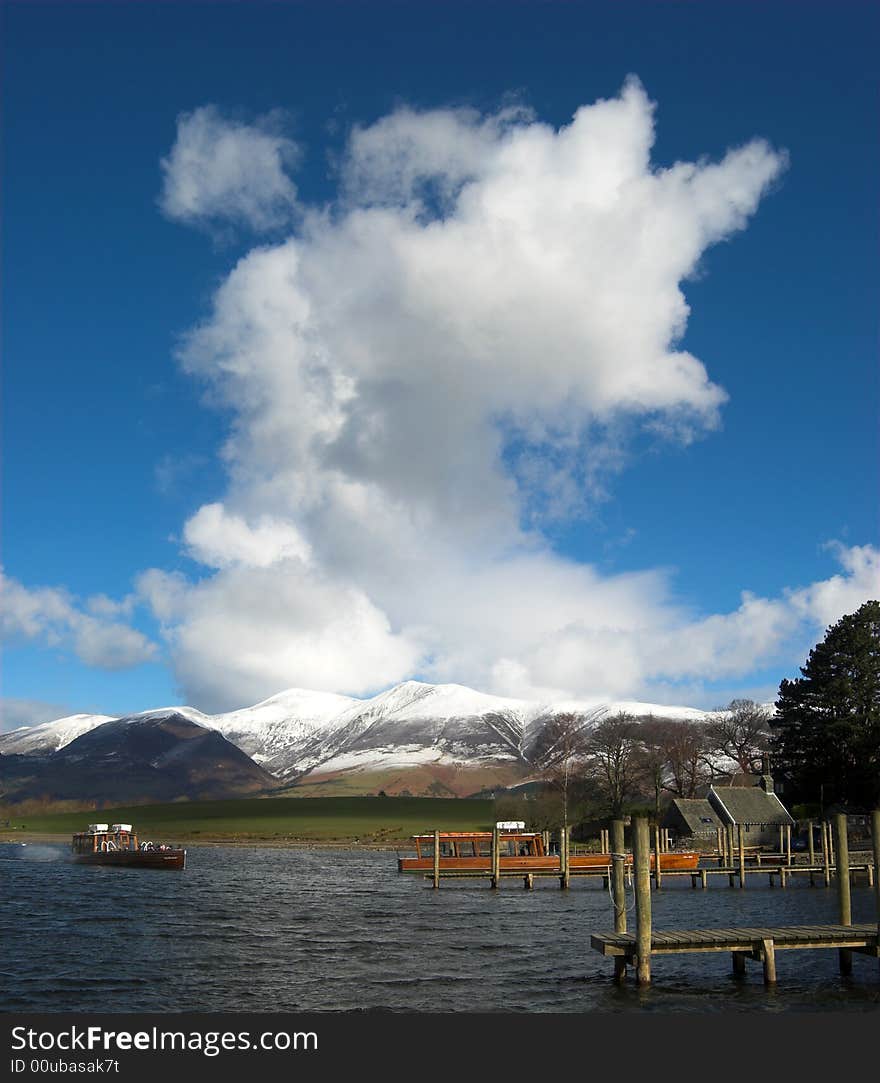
[133,79,880,712]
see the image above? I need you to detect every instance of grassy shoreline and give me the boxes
[0,794,496,848]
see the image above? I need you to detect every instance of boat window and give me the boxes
[477,840,492,856]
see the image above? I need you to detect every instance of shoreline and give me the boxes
[0,830,408,850]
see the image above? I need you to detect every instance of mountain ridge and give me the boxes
[0,680,744,802]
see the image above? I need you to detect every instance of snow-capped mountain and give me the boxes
[0,713,117,755]
[1,680,731,799]
[0,711,277,805]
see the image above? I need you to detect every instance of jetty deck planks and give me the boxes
[591,922,879,957]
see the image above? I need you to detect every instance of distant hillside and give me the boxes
[0,712,275,806]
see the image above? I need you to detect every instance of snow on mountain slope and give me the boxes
[277,681,571,780]
[0,714,116,755]
[206,687,359,773]
[0,706,210,757]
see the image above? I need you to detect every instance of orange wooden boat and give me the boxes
[397,828,700,873]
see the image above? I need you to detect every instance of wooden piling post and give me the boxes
[872,810,880,943]
[760,938,777,985]
[700,868,708,890]
[807,820,815,886]
[433,829,440,889]
[833,812,852,975]
[632,816,652,985]
[491,825,500,889]
[732,951,746,976]
[523,873,534,890]
[785,823,792,866]
[822,821,831,887]
[611,818,627,983]
[716,826,724,866]
[738,823,746,889]
[653,825,663,890]
[560,825,570,889]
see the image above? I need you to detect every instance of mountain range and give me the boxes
[0,680,723,805]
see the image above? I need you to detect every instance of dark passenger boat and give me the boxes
[71,823,186,869]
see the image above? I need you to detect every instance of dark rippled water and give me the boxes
[2,843,878,1013]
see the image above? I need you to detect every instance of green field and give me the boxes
[0,796,496,845]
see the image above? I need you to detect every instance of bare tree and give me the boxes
[661,720,714,798]
[704,699,772,776]
[584,712,641,817]
[634,715,678,818]
[532,712,587,829]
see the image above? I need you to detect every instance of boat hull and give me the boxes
[398,852,700,873]
[72,850,186,870]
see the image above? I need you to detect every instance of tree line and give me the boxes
[502,698,772,830]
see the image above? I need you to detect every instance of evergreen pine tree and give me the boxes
[771,600,880,808]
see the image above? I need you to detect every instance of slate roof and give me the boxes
[665,798,722,834]
[708,785,794,826]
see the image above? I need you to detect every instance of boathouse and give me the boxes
[705,765,795,847]
[663,760,795,846]
[661,798,723,839]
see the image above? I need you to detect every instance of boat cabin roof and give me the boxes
[411,830,540,840]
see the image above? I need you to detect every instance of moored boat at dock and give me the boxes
[397,827,700,873]
[71,823,186,869]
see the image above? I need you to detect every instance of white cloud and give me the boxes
[183,503,312,569]
[131,80,876,712]
[159,105,300,232]
[0,698,73,734]
[1,571,157,671]
[137,563,421,711]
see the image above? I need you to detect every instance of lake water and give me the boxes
[2,843,878,1013]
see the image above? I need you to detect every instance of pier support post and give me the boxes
[700,868,708,890]
[433,829,440,889]
[738,824,746,889]
[833,813,852,975]
[732,951,746,977]
[785,824,792,867]
[822,821,832,887]
[760,938,777,985]
[872,810,880,945]
[632,815,652,986]
[523,873,534,890]
[807,820,815,886]
[491,826,500,889]
[716,827,724,867]
[653,825,663,890]
[611,819,627,983]
[560,825,570,890]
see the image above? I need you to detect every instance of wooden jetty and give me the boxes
[590,923,879,986]
[589,810,880,986]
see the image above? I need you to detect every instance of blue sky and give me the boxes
[2,1,878,727]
